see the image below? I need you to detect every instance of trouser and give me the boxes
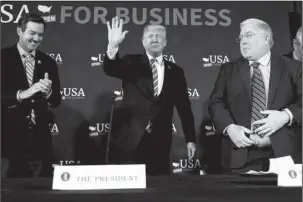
[1,157,52,178]
[109,130,170,175]
[1,125,53,178]
[230,147,274,174]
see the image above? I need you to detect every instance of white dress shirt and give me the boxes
[145,53,165,96]
[17,43,36,66]
[249,51,271,106]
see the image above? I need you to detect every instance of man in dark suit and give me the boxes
[208,18,302,173]
[283,26,302,164]
[104,16,196,175]
[1,13,61,177]
[284,26,302,61]
[292,27,302,61]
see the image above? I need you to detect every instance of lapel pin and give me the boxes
[37,60,41,64]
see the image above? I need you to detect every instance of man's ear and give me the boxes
[17,27,22,36]
[264,35,269,45]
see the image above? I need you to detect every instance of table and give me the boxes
[1,175,301,202]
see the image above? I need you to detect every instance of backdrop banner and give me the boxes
[1,1,296,174]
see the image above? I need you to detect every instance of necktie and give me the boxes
[23,53,35,86]
[150,58,158,97]
[145,58,158,133]
[23,53,36,125]
[251,62,266,131]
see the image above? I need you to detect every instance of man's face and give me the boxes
[239,24,269,61]
[142,26,167,57]
[293,30,302,61]
[17,21,44,52]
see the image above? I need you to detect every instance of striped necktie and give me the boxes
[150,58,158,97]
[23,53,35,86]
[145,58,159,133]
[23,53,36,125]
[251,62,266,131]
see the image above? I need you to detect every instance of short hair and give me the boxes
[17,13,46,32]
[240,18,274,48]
[142,24,166,40]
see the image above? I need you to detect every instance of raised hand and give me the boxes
[107,16,129,49]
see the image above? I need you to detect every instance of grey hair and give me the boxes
[142,24,166,40]
[240,18,274,48]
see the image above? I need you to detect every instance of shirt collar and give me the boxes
[146,52,163,64]
[17,43,36,58]
[249,51,271,66]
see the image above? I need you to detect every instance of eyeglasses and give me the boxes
[236,32,257,43]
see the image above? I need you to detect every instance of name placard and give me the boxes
[52,164,146,190]
[278,164,302,187]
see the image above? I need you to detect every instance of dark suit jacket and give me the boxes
[103,53,196,153]
[208,53,302,169]
[284,51,294,60]
[283,51,302,164]
[1,45,61,161]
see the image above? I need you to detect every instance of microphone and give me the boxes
[106,89,123,164]
[113,91,122,96]
[113,90,123,101]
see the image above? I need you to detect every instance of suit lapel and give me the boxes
[267,54,283,108]
[238,58,251,100]
[157,59,170,100]
[11,45,30,88]
[33,51,43,83]
[135,54,171,103]
[137,54,155,101]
